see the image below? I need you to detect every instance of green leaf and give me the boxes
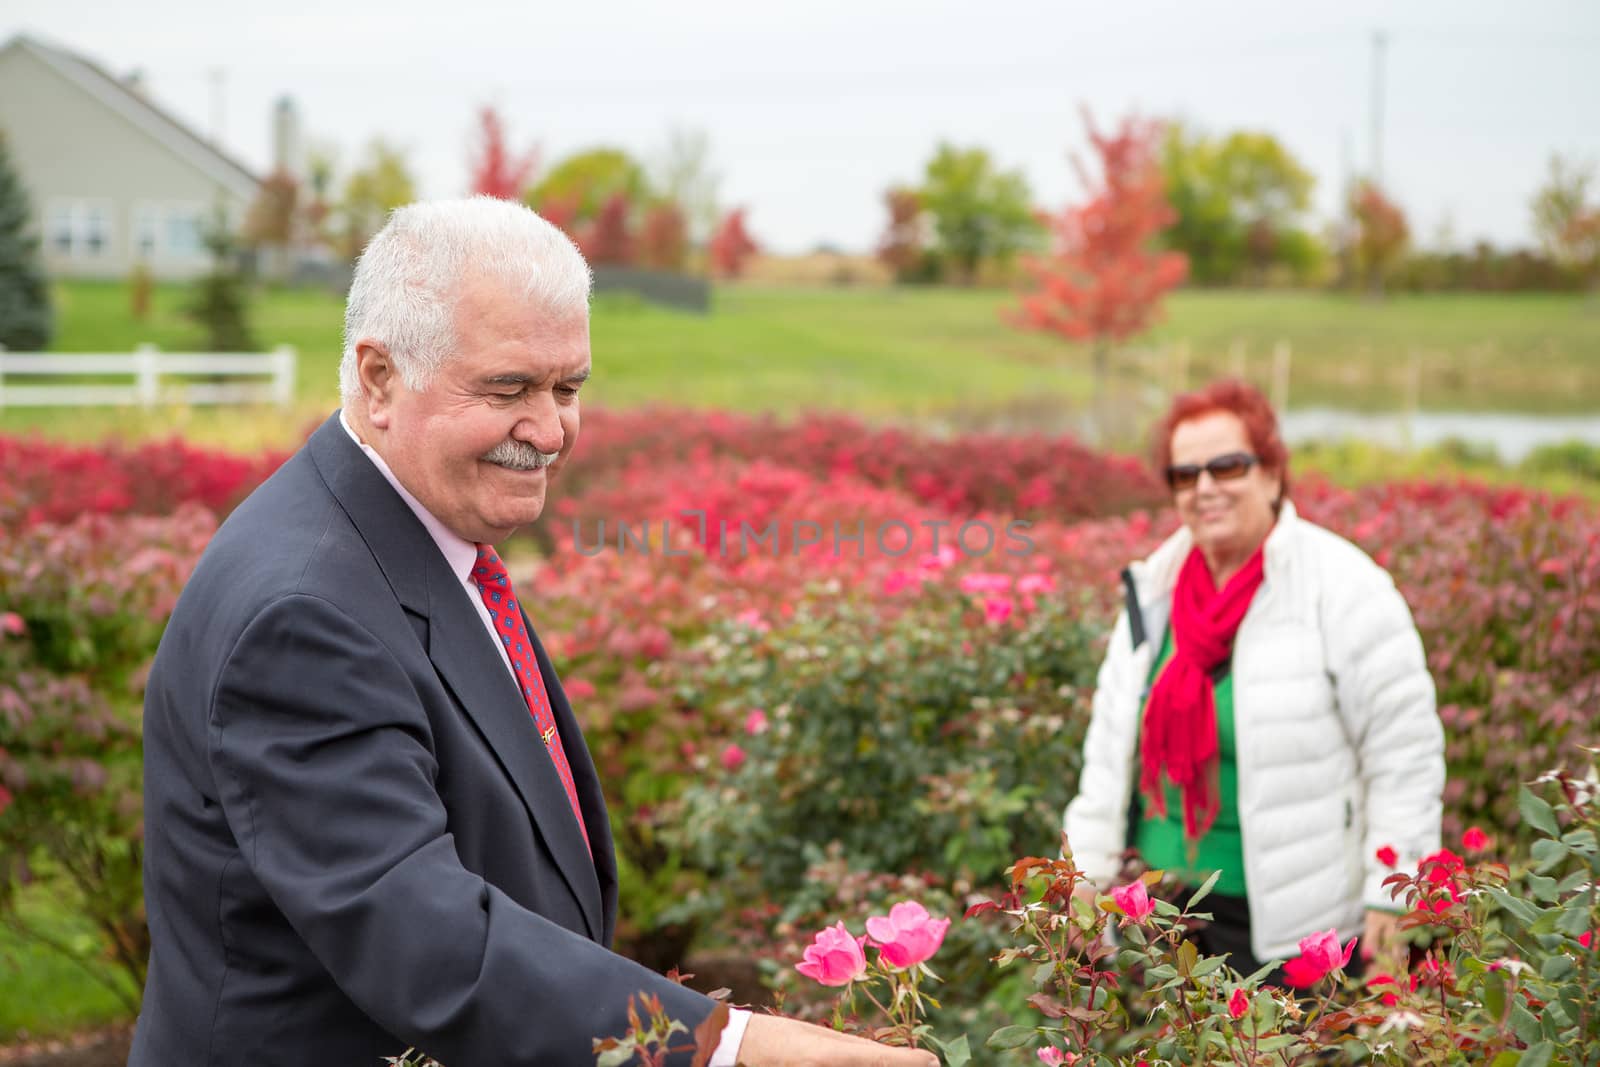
[1540,953,1576,982]
[1526,873,1560,903]
[1257,1035,1299,1052]
[1557,870,1590,894]
[1520,1040,1555,1067]
[1531,838,1570,874]
[1177,939,1199,977]
[1187,869,1223,910]
[1033,961,1055,990]
[1486,887,1541,928]
[1560,828,1597,854]
[1520,789,1561,838]
[1483,968,1508,1020]
[1191,956,1227,978]
[930,1033,971,1067]
[1510,1003,1542,1046]
[986,1026,1037,1050]
[1557,903,1591,937]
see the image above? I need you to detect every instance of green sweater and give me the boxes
[1133,628,1248,897]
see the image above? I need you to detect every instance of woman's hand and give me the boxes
[1361,909,1404,963]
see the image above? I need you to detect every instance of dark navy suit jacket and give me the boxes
[132,414,713,1065]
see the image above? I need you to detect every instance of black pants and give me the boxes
[1184,890,1367,984]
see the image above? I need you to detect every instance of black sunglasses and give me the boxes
[1165,452,1259,491]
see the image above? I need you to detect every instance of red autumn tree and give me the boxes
[1350,180,1409,297]
[638,201,689,271]
[1011,109,1188,390]
[708,208,758,279]
[537,194,589,256]
[587,192,635,266]
[876,187,925,282]
[468,106,539,201]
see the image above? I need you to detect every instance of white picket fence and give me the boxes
[0,344,297,409]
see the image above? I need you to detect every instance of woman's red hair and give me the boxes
[1151,378,1290,500]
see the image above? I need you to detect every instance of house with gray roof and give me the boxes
[0,33,260,281]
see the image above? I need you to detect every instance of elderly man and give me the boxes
[133,198,935,1067]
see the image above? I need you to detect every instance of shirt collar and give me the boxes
[339,410,479,587]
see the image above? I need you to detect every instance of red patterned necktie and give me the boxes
[470,544,590,855]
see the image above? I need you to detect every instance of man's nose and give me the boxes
[511,395,564,455]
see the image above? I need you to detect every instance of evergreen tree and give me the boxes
[0,133,53,351]
[184,205,256,352]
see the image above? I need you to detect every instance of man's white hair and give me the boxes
[339,197,592,402]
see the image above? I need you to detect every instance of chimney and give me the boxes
[271,95,302,180]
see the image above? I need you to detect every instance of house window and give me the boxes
[166,209,204,258]
[44,200,114,259]
[48,204,75,255]
[83,205,109,255]
[134,204,161,259]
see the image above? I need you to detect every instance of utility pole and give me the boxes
[208,66,226,148]
[1370,31,1387,188]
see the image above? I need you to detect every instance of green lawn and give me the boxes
[2,281,1596,447]
[0,883,139,1042]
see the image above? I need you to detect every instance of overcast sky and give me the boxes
[5,0,1596,253]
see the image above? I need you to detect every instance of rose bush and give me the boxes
[1,418,1596,1054]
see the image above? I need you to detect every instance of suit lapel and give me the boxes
[526,618,618,942]
[307,414,605,941]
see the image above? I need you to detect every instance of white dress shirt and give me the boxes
[339,413,750,1064]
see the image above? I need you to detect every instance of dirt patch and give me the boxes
[0,1026,132,1067]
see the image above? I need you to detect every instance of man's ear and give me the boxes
[355,341,397,429]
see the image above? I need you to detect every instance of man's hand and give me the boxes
[735,1014,939,1066]
[1361,908,1404,964]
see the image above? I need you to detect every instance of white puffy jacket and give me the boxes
[1062,500,1445,962]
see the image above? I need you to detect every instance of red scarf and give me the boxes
[1139,544,1266,841]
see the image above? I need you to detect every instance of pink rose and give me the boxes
[958,572,1012,595]
[917,546,959,574]
[719,743,746,772]
[563,678,597,700]
[1111,880,1155,924]
[1375,845,1398,867]
[796,922,868,987]
[734,608,770,633]
[1367,972,1401,1006]
[0,612,23,637]
[983,596,1014,625]
[1580,930,1593,950]
[1016,573,1056,595]
[0,783,11,816]
[882,570,921,596]
[1227,987,1249,1019]
[865,901,950,969]
[1283,929,1356,988]
[1421,848,1465,879]
[744,709,769,735]
[1463,826,1490,852]
[1036,1050,1065,1066]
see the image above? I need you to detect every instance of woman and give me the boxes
[1062,379,1444,976]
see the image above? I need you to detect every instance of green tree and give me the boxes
[334,139,417,261]
[0,132,52,350]
[1159,125,1321,285]
[651,127,720,245]
[1531,154,1600,294]
[526,147,652,223]
[184,205,256,352]
[918,144,1038,285]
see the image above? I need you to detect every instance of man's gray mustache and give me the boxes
[481,440,559,470]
